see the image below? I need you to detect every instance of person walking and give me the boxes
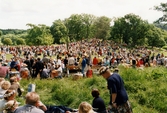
[99,66,132,113]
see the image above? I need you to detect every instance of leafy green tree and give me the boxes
[110,17,126,43]
[80,14,96,39]
[154,23,167,30]
[93,16,111,40]
[146,24,166,47]
[111,13,149,46]
[154,2,167,23]
[3,38,13,45]
[65,14,97,42]
[26,24,54,45]
[0,30,2,37]
[50,19,68,44]
[162,29,167,43]
[64,14,84,41]
[16,38,26,45]
[1,34,17,45]
[0,29,27,35]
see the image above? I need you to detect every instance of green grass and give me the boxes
[15,66,167,113]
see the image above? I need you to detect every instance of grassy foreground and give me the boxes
[16,66,167,113]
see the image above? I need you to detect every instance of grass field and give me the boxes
[14,66,167,113]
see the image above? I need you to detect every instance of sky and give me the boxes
[0,0,166,29]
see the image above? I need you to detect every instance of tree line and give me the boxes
[0,3,167,47]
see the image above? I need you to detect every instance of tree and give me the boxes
[26,24,54,45]
[93,16,111,40]
[16,38,26,45]
[65,14,97,42]
[0,29,27,35]
[154,3,167,23]
[80,14,96,39]
[146,24,166,47]
[0,30,2,37]
[50,19,68,44]
[111,13,149,46]
[65,14,84,41]
[1,34,17,45]
[3,38,13,45]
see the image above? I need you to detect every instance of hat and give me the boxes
[114,68,119,71]
[4,100,20,110]
[4,90,16,98]
[99,66,109,75]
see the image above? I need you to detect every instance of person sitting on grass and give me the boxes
[0,81,11,98]
[0,89,16,113]
[55,64,63,79]
[91,89,107,113]
[9,77,22,97]
[78,102,95,113]
[3,99,19,113]
[66,101,95,113]
[14,92,47,113]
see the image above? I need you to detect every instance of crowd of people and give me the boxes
[0,39,166,113]
[0,39,166,80]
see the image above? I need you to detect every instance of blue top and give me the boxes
[107,73,128,105]
[81,58,86,67]
[92,96,107,113]
[10,61,16,68]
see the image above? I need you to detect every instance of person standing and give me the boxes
[99,66,132,113]
[81,56,87,77]
[24,56,32,75]
[34,58,44,78]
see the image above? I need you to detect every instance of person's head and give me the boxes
[37,57,41,61]
[99,66,111,79]
[91,89,99,98]
[78,102,93,113]
[25,92,40,106]
[1,81,11,90]
[9,76,17,84]
[82,55,85,59]
[4,100,19,112]
[4,89,16,101]
[26,56,29,59]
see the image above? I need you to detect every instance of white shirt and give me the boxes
[57,67,62,73]
[0,99,6,113]
[57,59,61,65]
[68,57,75,65]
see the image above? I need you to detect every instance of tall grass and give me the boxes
[17,66,167,113]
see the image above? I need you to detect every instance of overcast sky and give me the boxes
[0,0,166,29]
